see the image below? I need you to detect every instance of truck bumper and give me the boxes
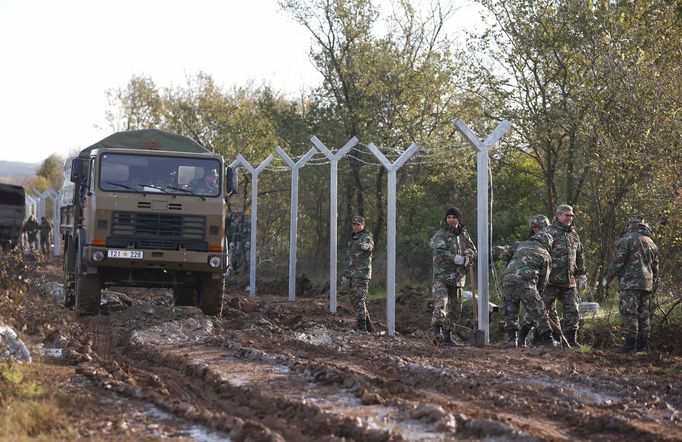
[82,245,227,273]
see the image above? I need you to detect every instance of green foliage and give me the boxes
[36,154,64,190]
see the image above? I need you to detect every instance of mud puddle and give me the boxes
[158,344,455,441]
[523,376,621,405]
[144,404,233,441]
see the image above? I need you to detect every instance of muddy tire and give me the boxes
[199,273,224,316]
[173,287,197,306]
[74,266,101,316]
[64,285,75,308]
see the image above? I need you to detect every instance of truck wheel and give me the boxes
[199,273,224,316]
[173,287,197,306]
[75,266,102,316]
[64,285,75,308]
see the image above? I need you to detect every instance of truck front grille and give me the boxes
[111,211,206,240]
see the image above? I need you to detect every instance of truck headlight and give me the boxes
[93,250,105,262]
[208,256,222,268]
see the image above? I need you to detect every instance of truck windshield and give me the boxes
[99,153,221,197]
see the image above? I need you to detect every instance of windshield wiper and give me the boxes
[105,181,137,191]
[137,183,174,197]
[166,185,206,201]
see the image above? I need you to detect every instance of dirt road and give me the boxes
[53,286,681,442]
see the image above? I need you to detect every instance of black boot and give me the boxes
[506,330,517,348]
[518,324,532,348]
[566,329,579,347]
[443,329,461,347]
[366,316,375,333]
[540,330,559,348]
[431,324,444,344]
[356,317,367,332]
[636,335,647,352]
[617,336,637,353]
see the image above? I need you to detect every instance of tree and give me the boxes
[36,154,64,190]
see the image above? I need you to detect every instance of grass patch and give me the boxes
[0,361,77,441]
[571,344,593,353]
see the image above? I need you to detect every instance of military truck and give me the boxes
[0,183,26,250]
[61,129,234,315]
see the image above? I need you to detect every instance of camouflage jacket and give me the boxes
[545,219,586,287]
[502,238,551,292]
[493,231,535,267]
[605,224,659,292]
[342,229,374,280]
[430,219,477,287]
[39,220,52,237]
[23,219,39,236]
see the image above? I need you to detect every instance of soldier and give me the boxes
[340,216,375,332]
[542,204,587,347]
[39,216,52,255]
[430,207,477,347]
[22,215,40,252]
[492,214,551,347]
[190,168,219,195]
[502,232,558,348]
[603,215,659,353]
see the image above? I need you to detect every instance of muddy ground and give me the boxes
[14,260,682,441]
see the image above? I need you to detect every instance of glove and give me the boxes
[464,248,475,258]
[340,275,348,285]
[578,275,588,290]
[361,242,371,251]
[453,254,468,266]
[601,277,609,289]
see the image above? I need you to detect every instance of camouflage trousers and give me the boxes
[502,284,552,335]
[40,234,50,255]
[431,280,462,330]
[619,290,651,340]
[348,278,370,321]
[534,285,580,334]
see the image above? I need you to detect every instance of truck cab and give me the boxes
[61,129,234,315]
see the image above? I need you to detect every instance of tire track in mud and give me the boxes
[77,304,682,441]
[234,326,682,441]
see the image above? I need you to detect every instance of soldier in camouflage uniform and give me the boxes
[502,232,558,348]
[603,215,659,353]
[492,214,551,347]
[22,215,40,252]
[539,204,587,347]
[430,207,477,347]
[341,216,375,332]
[39,217,52,255]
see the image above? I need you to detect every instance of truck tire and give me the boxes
[75,266,102,316]
[173,287,197,306]
[199,273,224,316]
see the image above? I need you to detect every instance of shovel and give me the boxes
[468,265,486,347]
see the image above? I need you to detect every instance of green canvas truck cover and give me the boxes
[78,129,209,158]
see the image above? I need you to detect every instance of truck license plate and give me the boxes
[107,249,144,259]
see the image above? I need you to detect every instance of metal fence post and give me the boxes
[365,143,420,336]
[453,119,511,345]
[276,146,317,301]
[311,135,358,313]
[229,154,275,297]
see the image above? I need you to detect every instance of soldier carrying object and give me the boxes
[603,215,659,353]
[429,207,477,347]
[39,216,52,255]
[22,215,40,252]
[340,216,375,332]
[492,214,551,347]
[502,231,559,348]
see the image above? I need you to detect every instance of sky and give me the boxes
[0,0,482,165]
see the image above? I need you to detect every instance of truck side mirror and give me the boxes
[225,167,238,195]
[70,158,85,183]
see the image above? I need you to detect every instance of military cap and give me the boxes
[556,204,575,216]
[206,168,219,177]
[529,214,550,229]
[628,214,645,224]
[352,216,365,225]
